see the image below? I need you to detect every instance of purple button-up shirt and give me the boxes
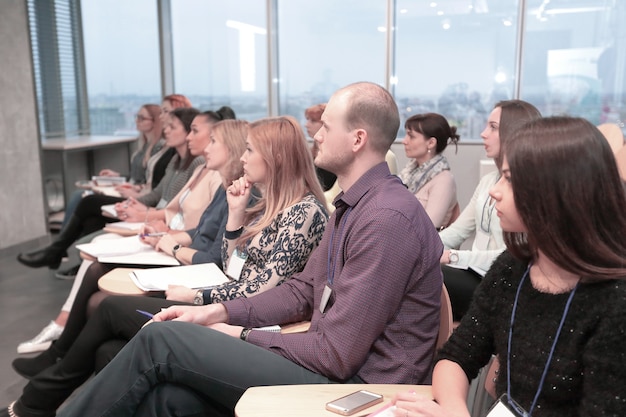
[225,162,443,384]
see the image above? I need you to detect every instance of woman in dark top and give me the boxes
[17,108,202,270]
[389,117,626,417]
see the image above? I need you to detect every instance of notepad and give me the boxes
[92,175,126,186]
[104,221,144,232]
[76,235,149,258]
[129,263,229,291]
[92,186,122,198]
[76,236,180,266]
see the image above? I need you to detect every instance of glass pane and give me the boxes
[277,0,387,127]
[171,0,267,121]
[81,0,161,135]
[522,0,626,127]
[395,0,519,140]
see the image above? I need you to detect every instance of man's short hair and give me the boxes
[339,82,400,154]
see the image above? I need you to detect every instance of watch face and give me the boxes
[450,252,459,264]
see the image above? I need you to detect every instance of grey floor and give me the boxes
[0,246,74,408]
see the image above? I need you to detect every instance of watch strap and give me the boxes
[240,328,251,341]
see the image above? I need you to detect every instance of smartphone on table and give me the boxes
[325,390,384,415]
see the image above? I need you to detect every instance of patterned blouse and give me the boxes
[208,193,328,303]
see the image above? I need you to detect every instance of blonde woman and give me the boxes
[6,117,329,417]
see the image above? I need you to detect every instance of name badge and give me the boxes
[319,285,332,313]
[486,394,527,417]
[226,249,247,281]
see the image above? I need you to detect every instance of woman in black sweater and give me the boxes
[390,117,626,417]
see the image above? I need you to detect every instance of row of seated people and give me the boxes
[17,96,465,354]
[5,82,626,417]
[9,90,532,410]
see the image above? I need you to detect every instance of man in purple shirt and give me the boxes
[54,82,444,417]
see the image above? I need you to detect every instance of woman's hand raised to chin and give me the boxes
[226,176,251,230]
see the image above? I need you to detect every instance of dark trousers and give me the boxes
[20,274,187,413]
[68,194,123,241]
[57,322,362,417]
[442,265,482,321]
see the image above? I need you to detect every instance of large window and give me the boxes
[277,0,387,127]
[28,0,89,138]
[521,0,626,126]
[170,0,268,120]
[395,0,519,140]
[28,0,626,140]
[81,0,161,135]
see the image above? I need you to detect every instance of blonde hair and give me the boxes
[139,104,163,166]
[237,116,327,247]
[211,120,248,185]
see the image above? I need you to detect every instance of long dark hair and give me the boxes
[504,116,626,280]
[493,100,541,170]
[170,107,200,171]
[405,112,460,154]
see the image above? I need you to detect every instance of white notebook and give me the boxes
[129,263,229,291]
[76,236,179,266]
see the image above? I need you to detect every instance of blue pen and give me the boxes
[136,309,154,319]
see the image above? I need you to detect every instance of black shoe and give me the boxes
[7,400,55,417]
[54,264,80,280]
[16,246,64,270]
[12,346,62,379]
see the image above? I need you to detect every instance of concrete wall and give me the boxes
[0,0,48,251]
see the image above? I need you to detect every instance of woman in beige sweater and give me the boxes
[399,112,459,229]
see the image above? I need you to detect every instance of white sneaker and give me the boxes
[17,321,64,354]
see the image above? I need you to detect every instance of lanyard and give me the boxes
[326,207,352,286]
[506,265,579,416]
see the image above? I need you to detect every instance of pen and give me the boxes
[139,232,167,238]
[136,309,154,319]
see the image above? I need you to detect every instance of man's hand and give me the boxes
[152,303,228,327]
[208,323,244,338]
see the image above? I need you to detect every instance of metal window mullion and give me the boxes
[71,0,90,134]
[158,0,174,96]
[385,0,396,96]
[513,0,526,99]
[267,0,279,116]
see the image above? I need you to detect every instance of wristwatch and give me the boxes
[172,244,182,259]
[193,289,204,305]
[449,250,459,265]
[240,328,252,341]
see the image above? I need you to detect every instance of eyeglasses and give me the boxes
[135,114,154,122]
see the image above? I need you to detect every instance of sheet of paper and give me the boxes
[105,221,144,231]
[76,235,150,258]
[98,251,180,266]
[92,186,121,197]
[129,263,229,291]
